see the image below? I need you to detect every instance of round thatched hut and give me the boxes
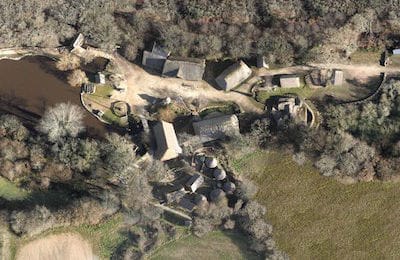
[223,181,236,194]
[210,188,225,202]
[213,168,226,181]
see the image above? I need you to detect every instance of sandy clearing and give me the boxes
[16,233,97,260]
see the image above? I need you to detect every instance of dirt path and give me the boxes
[16,233,97,260]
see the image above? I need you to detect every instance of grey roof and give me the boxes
[193,114,240,143]
[178,197,196,211]
[194,194,208,205]
[210,188,225,202]
[153,121,182,161]
[162,57,205,81]
[223,181,236,193]
[215,61,252,91]
[142,51,167,72]
[213,168,227,181]
[166,188,186,204]
[152,43,170,57]
[186,174,204,192]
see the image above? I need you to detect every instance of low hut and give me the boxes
[205,157,218,169]
[95,72,106,84]
[332,70,344,86]
[280,75,301,88]
[153,121,182,161]
[223,181,236,194]
[210,188,225,202]
[213,168,227,181]
[178,197,196,211]
[142,43,170,72]
[186,174,204,192]
[81,83,96,94]
[193,114,240,143]
[215,61,252,91]
[162,57,205,81]
[194,194,208,207]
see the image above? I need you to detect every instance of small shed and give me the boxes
[280,75,301,88]
[186,174,204,192]
[73,33,85,49]
[205,157,218,169]
[178,197,196,211]
[215,61,252,91]
[213,168,227,181]
[194,194,208,206]
[142,43,170,72]
[81,83,96,94]
[95,72,106,84]
[257,55,269,68]
[153,121,182,161]
[166,187,186,204]
[393,49,400,55]
[193,114,240,143]
[332,70,344,86]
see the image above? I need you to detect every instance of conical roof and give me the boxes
[213,168,227,181]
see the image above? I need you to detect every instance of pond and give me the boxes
[0,56,108,137]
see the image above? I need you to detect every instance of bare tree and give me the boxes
[38,103,85,142]
[67,69,88,87]
[56,54,81,71]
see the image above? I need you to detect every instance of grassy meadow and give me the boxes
[233,150,400,259]
[150,231,261,260]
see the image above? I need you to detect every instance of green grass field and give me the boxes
[233,150,400,259]
[150,231,261,260]
[0,177,28,201]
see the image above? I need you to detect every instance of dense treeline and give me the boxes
[2,0,400,64]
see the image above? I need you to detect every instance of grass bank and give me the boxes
[150,231,261,260]
[0,177,28,201]
[233,150,400,259]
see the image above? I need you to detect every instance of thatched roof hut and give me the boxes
[213,168,227,181]
[223,181,236,194]
[210,188,225,202]
[215,61,252,91]
[153,121,182,161]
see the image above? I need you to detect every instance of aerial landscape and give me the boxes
[2,1,400,259]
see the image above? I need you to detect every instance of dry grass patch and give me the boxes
[233,150,400,259]
[150,231,261,260]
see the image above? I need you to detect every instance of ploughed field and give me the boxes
[233,151,400,259]
[0,57,107,136]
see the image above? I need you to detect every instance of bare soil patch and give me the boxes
[16,233,97,260]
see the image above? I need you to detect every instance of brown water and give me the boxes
[0,56,108,137]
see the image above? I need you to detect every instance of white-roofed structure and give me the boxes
[332,70,344,86]
[280,75,301,88]
[393,49,400,55]
[186,174,204,192]
[153,121,182,161]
